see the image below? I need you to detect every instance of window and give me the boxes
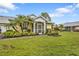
[0,27,1,33]
[23,22,28,29]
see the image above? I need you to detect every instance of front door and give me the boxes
[36,22,44,34]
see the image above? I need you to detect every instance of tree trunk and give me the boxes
[12,26,19,32]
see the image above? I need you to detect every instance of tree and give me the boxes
[9,15,33,33]
[59,24,64,31]
[53,24,60,35]
[9,15,27,33]
[15,15,27,32]
[41,12,51,21]
[9,19,18,32]
[26,16,33,32]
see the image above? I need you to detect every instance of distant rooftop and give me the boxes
[0,16,14,24]
[64,21,79,27]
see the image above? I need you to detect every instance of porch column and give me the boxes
[70,26,73,32]
[33,22,35,33]
[44,22,46,34]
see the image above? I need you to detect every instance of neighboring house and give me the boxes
[0,16,14,33]
[0,15,52,34]
[64,21,79,32]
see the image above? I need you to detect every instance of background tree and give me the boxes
[41,12,51,21]
[59,24,64,31]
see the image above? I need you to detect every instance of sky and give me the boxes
[0,3,79,24]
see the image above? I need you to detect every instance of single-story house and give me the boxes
[0,15,52,34]
[0,16,14,33]
[64,21,79,32]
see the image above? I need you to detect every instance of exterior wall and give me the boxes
[47,23,52,29]
[74,26,79,31]
[0,24,7,32]
[0,26,6,32]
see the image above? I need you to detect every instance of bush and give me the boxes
[21,32,28,36]
[3,30,15,38]
[3,30,36,38]
[47,31,59,36]
[13,32,22,37]
[46,29,51,34]
[27,29,31,33]
[27,32,36,36]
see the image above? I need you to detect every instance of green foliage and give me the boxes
[27,32,36,36]
[3,30,36,38]
[27,29,31,33]
[59,24,64,31]
[3,30,22,37]
[3,30,15,38]
[46,29,51,34]
[0,32,79,56]
[13,32,22,37]
[41,12,51,21]
[21,32,28,36]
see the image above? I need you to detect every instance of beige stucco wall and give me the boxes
[74,27,79,30]
[47,24,52,29]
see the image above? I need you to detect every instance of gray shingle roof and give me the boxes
[0,16,14,23]
[64,21,79,27]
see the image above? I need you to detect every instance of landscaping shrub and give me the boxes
[46,29,51,34]
[27,29,31,33]
[21,32,28,36]
[3,30,15,38]
[47,31,59,36]
[27,32,36,36]
[13,32,22,37]
[47,26,60,36]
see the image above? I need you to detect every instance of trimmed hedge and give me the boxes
[3,30,36,38]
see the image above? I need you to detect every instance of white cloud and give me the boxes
[50,3,79,18]
[49,8,70,17]
[49,13,64,17]
[0,3,18,13]
[0,9,8,13]
[55,8,72,14]
[0,3,18,10]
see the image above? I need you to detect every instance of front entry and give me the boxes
[35,22,44,34]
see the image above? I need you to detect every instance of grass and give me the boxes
[0,32,79,56]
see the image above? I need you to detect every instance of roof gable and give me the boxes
[34,16,47,21]
[0,16,14,23]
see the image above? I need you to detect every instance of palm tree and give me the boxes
[9,15,27,33]
[27,16,33,32]
[16,15,27,32]
[9,19,18,32]
[9,15,33,33]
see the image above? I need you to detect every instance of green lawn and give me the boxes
[0,32,79,56]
